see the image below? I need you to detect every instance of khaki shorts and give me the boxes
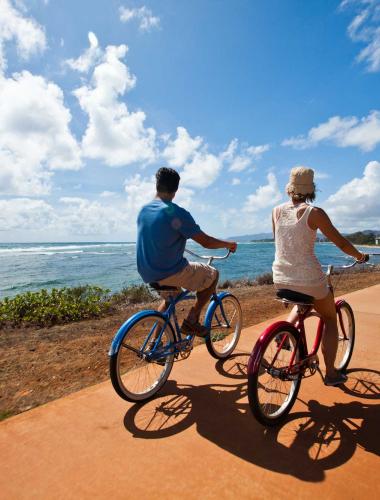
[158,262,218,292]
[274,282,330,300]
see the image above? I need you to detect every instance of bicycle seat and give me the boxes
[149,282,178,292]
[276,288,314,305]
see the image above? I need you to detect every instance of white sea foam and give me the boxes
[0,243,135,255]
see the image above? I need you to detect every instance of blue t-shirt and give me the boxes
[136,199,202,283]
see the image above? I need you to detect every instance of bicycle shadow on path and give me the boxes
[124,355,380,483]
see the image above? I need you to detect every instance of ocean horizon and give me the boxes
[0,240,371,300]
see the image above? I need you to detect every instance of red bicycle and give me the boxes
[247,255,376,426]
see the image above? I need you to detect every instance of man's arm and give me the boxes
[309,208,365,261]
[192,231,237,252]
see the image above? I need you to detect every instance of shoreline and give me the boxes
[357,244,380,249]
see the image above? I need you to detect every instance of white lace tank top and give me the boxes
[272,202,326,286]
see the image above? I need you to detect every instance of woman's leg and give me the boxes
[313,291,339,378]
[287,306,299,324]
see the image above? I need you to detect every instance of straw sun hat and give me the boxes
[286,166,315,195]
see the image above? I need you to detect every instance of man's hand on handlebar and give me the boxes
[357,253,369,263]
[227,241,237,253]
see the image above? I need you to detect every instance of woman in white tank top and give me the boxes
[272,167,368,386]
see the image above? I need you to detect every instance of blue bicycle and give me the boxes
[109,249,242,402]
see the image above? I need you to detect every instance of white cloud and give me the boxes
[224,139,270,172]
[243,173,282,212]
[341,0,380,72]
[162,128,269,189]
[119,5,160,32]
[161,127,223,188]
[0,198,54,230]
[57,197,124,235]
[65,31,102,73]
[231,177,241,185]
[229,155,252,173]
[0,0,46,72]
[180,151,222,189]
[74,42,157,166]
[247,144,271,158]
[124,174,156,214]
[0,70,82,195]
[282,110,380,151]
[314,170,330,180]
[163,126,203,166]
[0,196,128,236]
[324,160,380,231]
[100,190,118,198]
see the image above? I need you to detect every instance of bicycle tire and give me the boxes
[110,313,175,402]
[248,323,303,426]
[205,294,242,359]
[335,301,355,372]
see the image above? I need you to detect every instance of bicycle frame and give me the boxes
[248,297,350,378]
[109,289,233,359]
[248,254,378,377]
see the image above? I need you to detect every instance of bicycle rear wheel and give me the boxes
[335,301,355,371]
[248,324,303,426]
[110,314,175,402]
[206,294,242,359]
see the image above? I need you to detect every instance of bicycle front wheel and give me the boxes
[335,301,355,371]
[248,324,303,426]
[206,294,242,359]
[110,314,175,402]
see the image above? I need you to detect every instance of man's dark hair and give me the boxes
[156,167,180,193]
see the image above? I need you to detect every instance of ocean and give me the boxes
[0,241,371,299]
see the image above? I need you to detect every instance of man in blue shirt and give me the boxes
[137,167,237,336]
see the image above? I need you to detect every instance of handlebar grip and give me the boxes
[357,253,369,263]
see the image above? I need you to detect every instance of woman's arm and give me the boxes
[309,208,366,261]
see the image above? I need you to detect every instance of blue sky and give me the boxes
[0,0,379,242]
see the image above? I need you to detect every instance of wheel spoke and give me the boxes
[252,328,301,422]
[335,304,354,371]
[112,315,174,401]
[207,295,242,358]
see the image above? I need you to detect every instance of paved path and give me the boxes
[1,285,379,499]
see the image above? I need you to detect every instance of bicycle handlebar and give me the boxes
[185,248,232,264]
[327,253,379,275]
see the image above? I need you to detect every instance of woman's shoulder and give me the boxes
[308,204,326,215]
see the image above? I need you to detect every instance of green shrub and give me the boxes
[0,285,111,327]
[113,284,156,304]
[219,279,233,289]
[0,411,13,421]
[255,272,274,285]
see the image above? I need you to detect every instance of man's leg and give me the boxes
[186,270,219,324]
[157,299,168,313]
